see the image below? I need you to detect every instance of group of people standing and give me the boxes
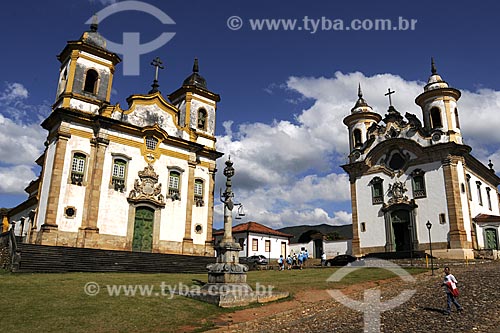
[278,249,309,270]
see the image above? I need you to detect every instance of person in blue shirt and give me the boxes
[278,255,284,271]
[286,255,293,270]
[297,252,303,269]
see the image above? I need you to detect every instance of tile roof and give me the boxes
[473,214,500,223]
[213,221,293,238]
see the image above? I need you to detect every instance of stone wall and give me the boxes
[0,232,11,269]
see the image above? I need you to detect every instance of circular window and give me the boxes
[65,207,76,218]
[194,224,203,234]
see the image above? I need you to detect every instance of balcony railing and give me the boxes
[112,178,126,192]
[70,173,84,186]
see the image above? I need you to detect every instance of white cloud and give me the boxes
[0,165,37,194]
[0,114,46,165]
[215,71,500,229]
[0,82,28,102]
[0,83,47,195]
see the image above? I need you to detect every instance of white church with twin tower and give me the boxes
[10,20,223,256]
[342,60,500,259]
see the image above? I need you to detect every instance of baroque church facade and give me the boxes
[9,21,222,256]
[342,61,500,259]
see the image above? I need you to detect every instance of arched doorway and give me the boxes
[132,206,154,252]
[391,209,411,252]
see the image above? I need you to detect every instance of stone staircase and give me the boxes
[15,243,215,274]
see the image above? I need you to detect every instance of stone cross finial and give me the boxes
[149,57,164,93]
[385,88,395,107]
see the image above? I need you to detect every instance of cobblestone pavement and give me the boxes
[210,262,500,333]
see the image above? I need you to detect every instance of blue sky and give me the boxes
[2,0,500,229]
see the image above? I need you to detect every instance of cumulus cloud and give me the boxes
[0,165,37,194]
[0,82,47,195]
[215,71,500,229]
[0,114,46,165]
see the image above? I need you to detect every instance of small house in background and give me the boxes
[213,221,293,259]
[281,224,353,259]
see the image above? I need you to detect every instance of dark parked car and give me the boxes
[325,254,357,267]
[245,255,268,265]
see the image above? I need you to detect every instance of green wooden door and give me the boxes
[485,228,498,250]
[132,207,154,252]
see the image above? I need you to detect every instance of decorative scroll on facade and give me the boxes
[128,164,165,207]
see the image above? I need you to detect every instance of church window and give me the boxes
[466,174,472,200]
[360,222,366,232]
[145,136,158,150]
[112,159,127,192]
[83,69,99,94]
[430,107,442,128]
[486,187,492,210]
[477,181,483,206]
[194,179,204,207]
[252,238,258,251]
[194,224,203,234]
[265,240,271,252]
[70,153,87,186]
[411,169,426,198]
[197,108,207,130]
[57,68,67,96]
[369,177,384,204]
[455,108,460,129]
[388,153,405,170]
[353,129,362,147]
[439,213,446,224]
[64,206,76,218]
[168,171,181,199]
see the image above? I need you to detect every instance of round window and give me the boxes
[65,207,76,218]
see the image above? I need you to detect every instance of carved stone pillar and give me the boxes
[41,126,71,245]
[182,156,197,254]
[349,178,361,256]
[442,156,469,249]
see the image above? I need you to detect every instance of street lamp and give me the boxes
[408,224,413,267]
[426,220,434,275]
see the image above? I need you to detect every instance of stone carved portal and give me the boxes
[128,164,165,207]
[391,209,411,252]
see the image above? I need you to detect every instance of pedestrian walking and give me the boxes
[441,266,463,315]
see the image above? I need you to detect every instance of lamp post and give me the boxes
[426,221,434,275]
[408,224,413,267]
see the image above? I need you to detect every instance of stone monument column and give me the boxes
[202,158,251,297]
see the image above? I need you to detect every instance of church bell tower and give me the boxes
[415,58,462,144]
[168,58,220,148]
[53,17,121,114]
[343,84,382,162]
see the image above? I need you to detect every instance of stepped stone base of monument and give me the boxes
[184,283,289,307]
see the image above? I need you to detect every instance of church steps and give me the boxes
[15,243,214,274]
